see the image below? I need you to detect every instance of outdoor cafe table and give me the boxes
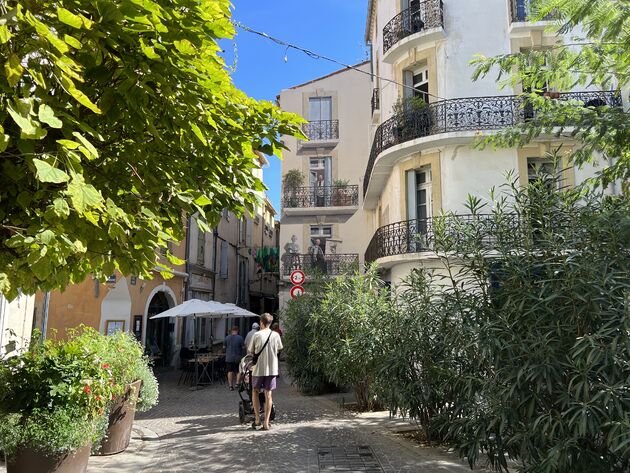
[190,353,224,387]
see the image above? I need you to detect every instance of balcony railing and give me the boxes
[302,120,339,141]
[363,91,622,197]
[371,88,380,115]
[283,185,359,209]
[383,0,444,54]
[510,0,557,22]
[282,254,359,277]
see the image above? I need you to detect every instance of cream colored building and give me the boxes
[363,0,622,286]
[0,293,35,356]
[277,62,374,309]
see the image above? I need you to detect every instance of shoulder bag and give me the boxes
[252,331,272,366]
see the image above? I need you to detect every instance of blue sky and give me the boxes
[223,0,369,213]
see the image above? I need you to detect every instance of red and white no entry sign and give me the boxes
[290,269,305,285]
[290,285,305,299]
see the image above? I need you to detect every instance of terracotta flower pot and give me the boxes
[7,444,91,473]
[93,380,142,456]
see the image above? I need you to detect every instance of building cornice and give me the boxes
[365,0,376,43]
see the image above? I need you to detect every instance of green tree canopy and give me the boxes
[0,0,303,298]
[471,0,629,188]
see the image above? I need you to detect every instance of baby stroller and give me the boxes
[237,355,276,425]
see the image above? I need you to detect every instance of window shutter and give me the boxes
[220,241,229,278]
[403,70,414,100]
[406,170,416,220]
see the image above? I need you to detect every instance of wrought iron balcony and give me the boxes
[365,211,589,263]
[365,214,517,263]
[363,91,622,197]
[282,253,359,277]
[283,185,359,209]
[302,120,339,141]
[510,0,557,22]
[371,88,380,115]
[383,0,444,54]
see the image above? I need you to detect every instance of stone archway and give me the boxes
[143,284,177,365]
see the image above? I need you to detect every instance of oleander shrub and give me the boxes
[380,175,630,472]
[283,277,336,395]
[309,265,391,410]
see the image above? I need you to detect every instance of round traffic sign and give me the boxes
[290,285,305,299]
[290,269,305,285]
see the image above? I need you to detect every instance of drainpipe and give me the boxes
[41,291,50,341]
[184,215,192,300]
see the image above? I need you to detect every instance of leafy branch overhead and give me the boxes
[470,0,629,187]
[0,0,304,297]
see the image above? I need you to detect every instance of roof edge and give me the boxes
[282,61,370,91]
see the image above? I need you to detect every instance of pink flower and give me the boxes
[83,385,92,395]
[102,363,110,370]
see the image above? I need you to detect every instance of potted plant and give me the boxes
[392,96,431,142]
[283,169,305,208]
[0,328,120,473]
[331,179,350,206]
[81,330,159,456]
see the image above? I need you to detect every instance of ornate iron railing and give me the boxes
[371,88,380,115]
[282,185,359,209]
[383,0,444,54]
[363,91,622,197]
[282,254,359,277]
[302,120,339,141]
[365,212,591,263]
[510,0,557,22]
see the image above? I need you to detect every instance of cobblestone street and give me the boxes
[83,368,482,473]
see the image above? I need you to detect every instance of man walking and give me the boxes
[244,322,259,350]
[224,326,244,391]
[249,313,283,430]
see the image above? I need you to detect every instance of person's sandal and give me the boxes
[250,421,261,430]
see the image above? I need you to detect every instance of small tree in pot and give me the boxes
[331,179,351,206]
[392,96,431,143]
[0,328,121,472]
[78,330,159,456]
[283,170,305,208]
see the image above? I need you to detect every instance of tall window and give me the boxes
[197,230,205,266]
[219,240,228,279]
[527,157,560,188]
[403,64,429,103]
[308,97,332,122]
[406,167,432,229]
[310,157,332,207]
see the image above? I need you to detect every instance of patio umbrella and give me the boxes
[223,303,258,318]
[150,299,238,388]
[149,299,238,319]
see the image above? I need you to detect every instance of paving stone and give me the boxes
[0,368,487,473]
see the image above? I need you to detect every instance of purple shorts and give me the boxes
[252,375,277,391]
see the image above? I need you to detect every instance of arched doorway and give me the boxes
[145,292,173,366]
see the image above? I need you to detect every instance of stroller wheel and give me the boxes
[239,402,245,424]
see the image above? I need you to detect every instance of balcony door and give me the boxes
[514,0,531,22]
[309,97,332,122]
[310,157,332,207]
[406,168,432,251]
[401,0,423,33]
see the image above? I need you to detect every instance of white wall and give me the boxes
[0,293,35,356]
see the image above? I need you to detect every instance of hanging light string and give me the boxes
[232,21,450,102]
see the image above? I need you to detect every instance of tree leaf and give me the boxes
[72,132,99,159]
[4,53,23,87]
[63,34,82,49]
[57,7,83,29]
[67,177,103,212]
[0,125,9,152]
[38,104,63,128]
[33,159,70,184]
[53,198,70,217]
[0,25,12,44]
[57,139,81,149]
